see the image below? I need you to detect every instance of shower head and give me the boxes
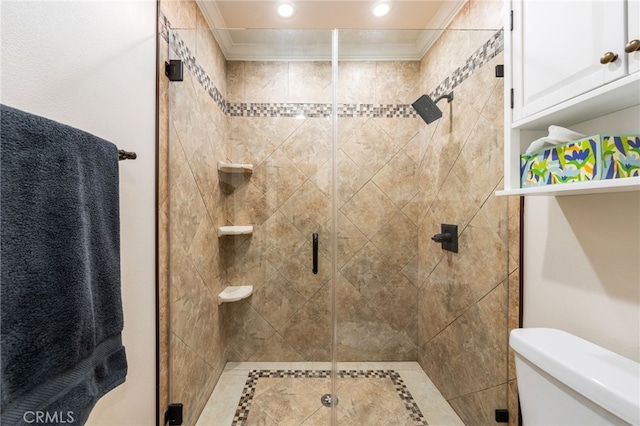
[411,92,454,125]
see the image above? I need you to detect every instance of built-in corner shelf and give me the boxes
[217,161,253,174]
[218,285,253,305]
[217,225,253,236]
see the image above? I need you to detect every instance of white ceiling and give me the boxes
[195,0,468,61]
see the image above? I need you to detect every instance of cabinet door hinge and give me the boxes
[510,88,514,109]
[510,10,514,31]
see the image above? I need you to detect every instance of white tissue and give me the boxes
[548,125,585,142]
[524,126,586,154]
[525,137,561,153]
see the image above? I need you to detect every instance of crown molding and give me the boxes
[196,0,467,62]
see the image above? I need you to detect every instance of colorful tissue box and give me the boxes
[601,135,640,179]
[520,136,600,187]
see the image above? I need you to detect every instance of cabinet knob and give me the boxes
[625,39,640,53]
[599,51,619,64]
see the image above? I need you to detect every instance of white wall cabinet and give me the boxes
[629,0,640,75]
[498,0,640,196]
[512,0,629,121]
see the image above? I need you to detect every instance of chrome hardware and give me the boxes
[600,51,618,64]
[321,394,337,407]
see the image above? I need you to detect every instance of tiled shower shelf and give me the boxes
[217,161,253,174]
[218,285,253,305]
[217,225,253,236]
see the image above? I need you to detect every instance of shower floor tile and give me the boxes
[196,362,463,426]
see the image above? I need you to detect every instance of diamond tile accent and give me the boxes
[341,119,398,181]
[340,242,400,300]
[341,181,398,240]
[279,179,330,237]
[279,119,332,179]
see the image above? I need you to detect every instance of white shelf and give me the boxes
[496,177,640,197]
[502,76,640,197]
[218,285,253,305]
[217,161,253,174]
[217,225,253,236]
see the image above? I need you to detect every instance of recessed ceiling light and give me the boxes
[277,2,295,18]
[372,1,391,17]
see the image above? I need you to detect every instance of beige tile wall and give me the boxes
[159,1,229,425]
[414,1,521,424]
[223,60,423,362]
[415,50,513,424]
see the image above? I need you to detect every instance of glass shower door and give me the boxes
[164,22,514,426]
[166,27,338,425]
[333,28,512,426]
[331,29,426,424]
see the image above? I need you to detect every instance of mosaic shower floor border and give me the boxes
[233,369,427,425]
[196,362,464,426]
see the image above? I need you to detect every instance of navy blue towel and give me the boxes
[0,104,127,425]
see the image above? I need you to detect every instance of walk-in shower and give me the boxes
[160,4,517,425]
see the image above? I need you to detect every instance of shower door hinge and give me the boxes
[510,88,514,109]
[495,64,504,78]
[165,403,183,425]
[495,409,509,423]
[165,59,183,82]
[510,10,514,31]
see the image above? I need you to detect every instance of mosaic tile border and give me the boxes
[227,102,418,118]
[170,31,228,114]
[160,13,169,43]
[430,28,504,100]
[160,12,503,119]
[232,369,428,426]
[227,102,332,118]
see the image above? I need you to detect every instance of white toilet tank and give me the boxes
[510,328,639,426]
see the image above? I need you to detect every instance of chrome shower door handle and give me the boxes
[312,233,318,274]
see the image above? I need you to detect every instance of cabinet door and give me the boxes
[629,0,640,74]
[512,0,627,121]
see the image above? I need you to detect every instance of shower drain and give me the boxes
[321,394,338,407]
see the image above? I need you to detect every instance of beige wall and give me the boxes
[524,193,640,360]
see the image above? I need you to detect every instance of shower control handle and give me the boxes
[312,233,318,274]
[431,232,452,243]
[432,224,458,253]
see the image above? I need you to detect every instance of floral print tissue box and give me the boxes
[520,136,600,187]
[520,134,640,188]
[601,135,640,179]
